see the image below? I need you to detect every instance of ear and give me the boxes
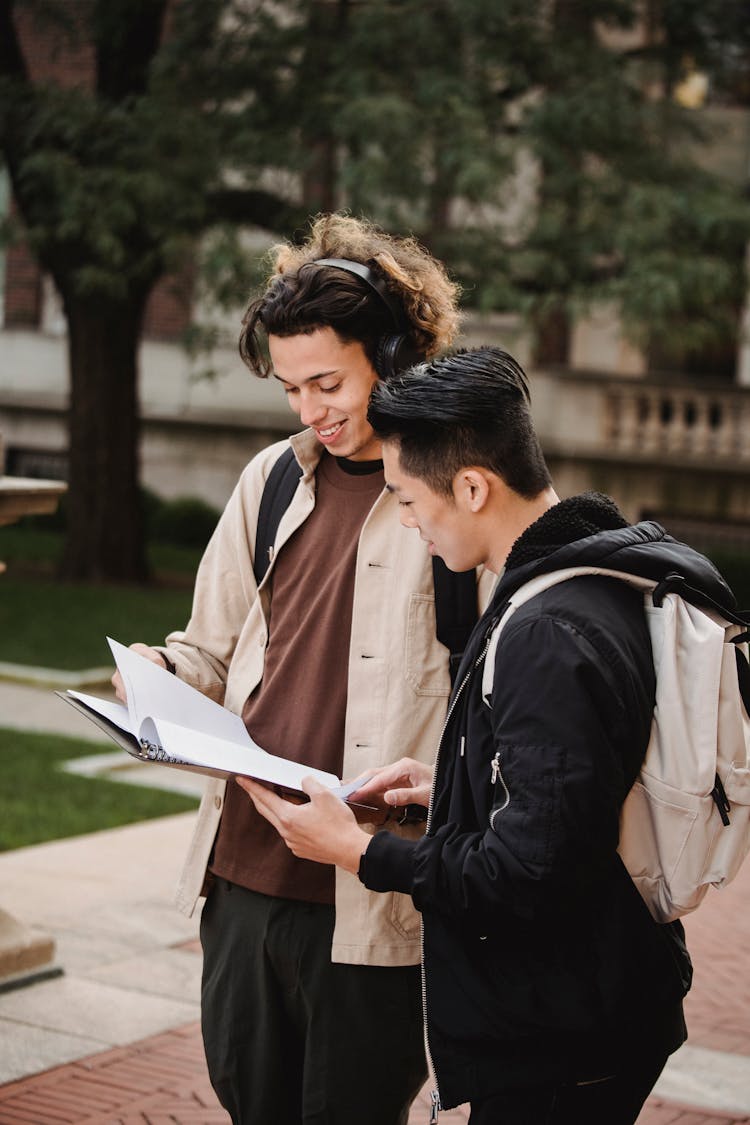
[453,468,491,513]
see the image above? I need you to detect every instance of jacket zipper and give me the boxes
[422,631,495,1120]
[489,751,510,831]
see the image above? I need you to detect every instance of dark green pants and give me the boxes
[200,878,427,1125]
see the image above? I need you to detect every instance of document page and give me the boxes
[58,640,372,802]
[67,691,133,735]
[141,716,342,790]
[108,637,251,748]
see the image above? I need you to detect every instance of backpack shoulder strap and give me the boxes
[253,446,303,586]
[432,556,478,685]
[480,566,655,706]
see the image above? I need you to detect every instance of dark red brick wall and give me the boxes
[143,269,195,341]
[4,239,42,327]
[14,3,95,87]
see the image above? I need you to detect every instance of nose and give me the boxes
[399,509,418,530]
[298,390,327,427]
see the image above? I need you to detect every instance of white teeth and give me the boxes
[319,423,342,437]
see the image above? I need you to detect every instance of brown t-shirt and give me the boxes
[210,452,385,903]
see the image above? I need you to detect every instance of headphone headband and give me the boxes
[313,257,407,331]
[312,256,423,379]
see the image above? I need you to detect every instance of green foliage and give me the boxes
[149,496,220,549]
[703,548,750,608]
[15,488,219,553]
[3,0,748,336]
[3,0,748,342]
[0,727,197,851]
[141,489,220,549]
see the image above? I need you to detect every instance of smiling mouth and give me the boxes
[317,421,344,438]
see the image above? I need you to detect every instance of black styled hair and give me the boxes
[367,346,552,499]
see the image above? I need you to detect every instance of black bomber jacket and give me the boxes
[360,494,736,1110]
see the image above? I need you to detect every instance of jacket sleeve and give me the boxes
[157,440,290,701]
[363,609,653,924]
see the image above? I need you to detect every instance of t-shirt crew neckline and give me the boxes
[318,451,385,489]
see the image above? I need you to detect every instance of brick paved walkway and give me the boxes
[1,1016,749,1125]
[2,858,749,1125]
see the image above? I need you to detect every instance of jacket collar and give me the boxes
[289,427,325,478]
[491,493,737,617]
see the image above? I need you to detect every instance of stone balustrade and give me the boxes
[529,368,750,470]
[605,383,750,463]
[526,370,750,525]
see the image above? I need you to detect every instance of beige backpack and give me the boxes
[481,566,750,923]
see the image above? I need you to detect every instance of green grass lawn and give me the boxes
[0,726,198,851]
[0,576,195,669]
[0,526,199,669]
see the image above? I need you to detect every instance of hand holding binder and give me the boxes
[57,638,369,803]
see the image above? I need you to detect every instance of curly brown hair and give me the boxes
[239,213,461,378]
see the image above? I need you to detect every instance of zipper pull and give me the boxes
[490,751,501,785]
[429,1088,441,1124]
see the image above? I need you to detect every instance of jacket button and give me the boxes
[214,796,222,810]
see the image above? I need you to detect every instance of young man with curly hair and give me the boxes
[113,215,490,1125]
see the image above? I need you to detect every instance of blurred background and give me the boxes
[1,0,750,673]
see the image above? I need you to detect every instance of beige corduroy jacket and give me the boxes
[165,428,493,966]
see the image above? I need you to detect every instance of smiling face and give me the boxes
[382,442,487,573]
[269,327,382,461]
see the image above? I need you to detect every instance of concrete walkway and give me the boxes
[1,680,750,1123]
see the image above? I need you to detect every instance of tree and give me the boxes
[0,0,307,580]
[2,0,748,579]
[314,0,750,365]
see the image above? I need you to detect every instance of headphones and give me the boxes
[314,257,425,380]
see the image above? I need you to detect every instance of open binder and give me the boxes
[56,638,369,804]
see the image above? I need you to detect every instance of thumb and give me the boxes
[301,776,328,798]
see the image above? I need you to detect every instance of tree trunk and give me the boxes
[60,292,149,582]
[533,304,571,366]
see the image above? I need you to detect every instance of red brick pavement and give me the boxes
[2,858,749,1125]
[1,1018,748,1125]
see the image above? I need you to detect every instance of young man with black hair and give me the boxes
[112,216,492,1125]
[236,345,738,1124]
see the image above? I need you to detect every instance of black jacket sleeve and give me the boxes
[362,589,655,925]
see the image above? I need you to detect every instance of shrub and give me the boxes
[150,496,220,548]
[706,549,750,608]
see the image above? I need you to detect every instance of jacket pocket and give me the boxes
[404,593,451,697]
[390,889,422,940]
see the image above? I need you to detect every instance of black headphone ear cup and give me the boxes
[376,335,425,380]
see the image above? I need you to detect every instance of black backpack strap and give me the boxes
[653,571,750,632]
[253,446,303,586]
[432,556,479,685]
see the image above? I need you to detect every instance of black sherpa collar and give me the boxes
[505,492,629,571]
